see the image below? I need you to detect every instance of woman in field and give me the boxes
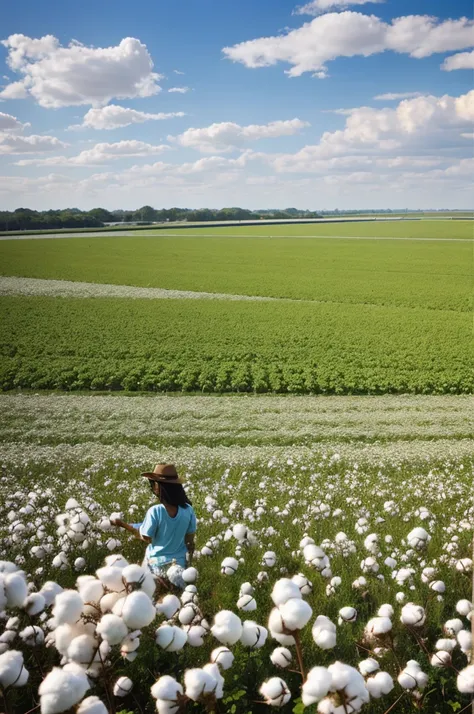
[112,463,196,589]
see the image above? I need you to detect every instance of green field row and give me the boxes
[0,221,472,312]
[1,296,471,394]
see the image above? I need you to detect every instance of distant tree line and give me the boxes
[0,206,323,232]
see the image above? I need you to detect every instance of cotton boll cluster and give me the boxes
[303,662,371,711]
[398,660,428,690]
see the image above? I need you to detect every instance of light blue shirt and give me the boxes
[139,504,196,568]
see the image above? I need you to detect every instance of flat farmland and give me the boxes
[0,220,472,394]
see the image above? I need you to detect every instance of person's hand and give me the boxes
[110,517,123,527]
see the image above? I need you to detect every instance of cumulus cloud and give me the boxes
[295,0,383,15]
[442,49,474,71]
[0,134,68,155]
[0,111,29,132]
[15,140,171,166]
[0,34,163,108]
[70,105,186,130]
[170,118,310,153]
[374,92,423,101]
[223,12,474,77]
[168,87,190,93]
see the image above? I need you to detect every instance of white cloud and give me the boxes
[0,34,163,108]
[0,111,28,132]
[223,12,474,77]
[71,105,186,130]
[173,69,185,75]
[374,92,423,101]
[168,87,190,93]
[14,140,171,166]
[442,49,474,71]
[171,118,310,153]
[0,134,68,155]
[295,0,383,15]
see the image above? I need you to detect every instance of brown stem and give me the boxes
[97,645,116,714]
[24,706,41,714]
[293,631,306,680]
[0,687,11,714]
[382,692,406,714]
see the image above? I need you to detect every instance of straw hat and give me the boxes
[141,463,184,484]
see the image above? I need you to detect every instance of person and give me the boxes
[112,464,196,589]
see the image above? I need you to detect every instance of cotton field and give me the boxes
[0,453,473,713]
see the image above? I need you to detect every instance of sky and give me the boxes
[0,0,473,211]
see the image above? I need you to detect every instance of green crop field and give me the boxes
[0,220,472,394]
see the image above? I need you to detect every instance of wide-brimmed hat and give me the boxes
[141,463,184,484]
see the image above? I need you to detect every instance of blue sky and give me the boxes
[0,0,473,210]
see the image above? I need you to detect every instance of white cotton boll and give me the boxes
[155,625,187,652]
[240,621,268,648]
[120,630,140,655]
[53,623,84,656]
[359,658,379,676]
[301,667,332,706]
[23,592,46,616]
[456,599,473,617]
[239,582,254,596]
[203,663,224,698]
[53,590,84,625]
[365,617,392,637]
[19,625,44,646]
[181,590,198,605]
[182,567,198,584]
[257,571,269,583]
[237,594,257,611]
[436,638,456,652]
[113,676,133,697]
[156,594,181,620]
[76,696,108,714]
[104,555,128,569]
[151,674,183,701]
[429,580,445,594]
[291,573,312,595]
[178,603,200,626]
[312,616,336,650]
[367,671,394,698]
[96,614,128,645]
[259,677,291,707]
[456,558,473,574]
[211,610,242,646]
[184,668,218,701]
[122,564,150,591]
[5,572,28,608]
[271,579,301,607]
[407,527,430,550]
[96,567,125,594]
[457,665,474,694]
[279,598,312,631]
[74,558,86,572]
[263,551,277,567]
[0,650,29,688]
[396,592,405,603]
[232,524,248,541]
[211,646,234,670]
[384,557,397,569]
[364,534,379,554]
[68,634,99,665]
[121,592,155,629]
[40,581,63,607]
[78,580,104,612]
[457,630,472,653]
[400,603,426,627]
[39,665,89,713]
[444,618,464,635]
[66,499,80,510]
[338,607,357,624]
[271,647,292,668]
[186,625,207,647]
[361,557,379,574]
[398,661,427,690]
[221,557,239,576]
[431,651,451,668]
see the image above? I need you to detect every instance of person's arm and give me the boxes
[111,518,151,543]
[185,533,195,564]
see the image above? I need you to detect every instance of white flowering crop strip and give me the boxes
[0,449,473,712]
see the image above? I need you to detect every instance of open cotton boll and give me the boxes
[178,603,200,626]
[65,499,80,510]
[444,618,464,635]
[5,571,28,608]
[232,524,248,541]
[19,625,44,647]
[53,623,85,656]
[407,527,430,550]
[366,671,394,698]
[259,677,291,707]
[456,558,473,574]
[436,637,456,652]
[74,558,86,572]
[203,663,224,699]
[263,551,277,567]
[211,610,242,645]
[429,580,445,594]
[113,676,133,697]
[184,668,218,701]
[156,594,181,620]
[271,647,292,668]
[291,573,312,595]
[76,696,108,714]
[221,557,239,576]
[78,580,104,613]
[96,614,128,645]
[240,621,268,648]
[211,646,234,670]
[23,592,46,616]
[338,607,357,624]
[39,665,89,714]
[312,616,336,650]
[364,534,379,554]
[237,594,257,611]
[182,567,198,584]
[155,625,187,652]
[400,603,426,627]
[67,634,99,666]
[104,554,128,569]
[120,630,141,655]
[457,630,472,653]
[53,590,84,625]
[398,661,428,690]
[121,592,155,629]
[301,667,332,706]
[377,604,394,618]
[279,598,312,631]
[359,658,379,676]
[431,651,452,668]
[186,624,207,647]
[0,650,29,688]
[96,566,125,593]
[40,581,63,608]
[151,674,183,701]
[457,665,474,694]
[456,599,473,617]
[239,582,254,596]
[271,579,301,607]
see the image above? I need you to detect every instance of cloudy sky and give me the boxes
[0,0,473,210]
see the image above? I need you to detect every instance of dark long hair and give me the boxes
[152,481,192,509]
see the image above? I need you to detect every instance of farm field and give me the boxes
[0,393,473,713]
